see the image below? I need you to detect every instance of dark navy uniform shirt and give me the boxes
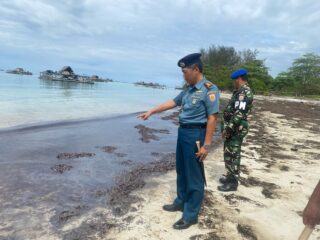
[173,77,220,124]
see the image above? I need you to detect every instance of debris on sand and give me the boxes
[161,111,180,126]
[280,165,290,171]
[237,224,258,240]
[189,232,223,240]
[52,205,89,225]
[100,145,127,158]
[50,164,73,174]
[240,176,280,199]
[100,146,117,153]
[107,153,175,216]
[63,217,116,240]
[151,152,163,157]
[57,152,95,160]
[223,194,264,207]
[198,190,224,230]
[240,164,251,175]
[134,124,170,143]
[114,152,127,158]
[119,159,134,166]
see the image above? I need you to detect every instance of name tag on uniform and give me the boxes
[192,91,201,105]
[192,97,200,104]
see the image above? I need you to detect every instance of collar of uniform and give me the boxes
[192,77,206,90]
[238,83,248,91]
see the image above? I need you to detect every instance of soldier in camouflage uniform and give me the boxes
[218,68,253,192]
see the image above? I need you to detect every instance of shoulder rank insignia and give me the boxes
[204,82,213,90]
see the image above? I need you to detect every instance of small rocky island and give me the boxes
[6,67,32,75]
[134,81,166,89]
[39,66,113,84]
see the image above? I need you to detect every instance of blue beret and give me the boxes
[230,68,248,80]
[177,53,202,68]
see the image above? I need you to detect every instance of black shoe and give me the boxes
[218,181,239,192]
[219,175,232,184]
[173,218,197,230]
[162,203,183,212]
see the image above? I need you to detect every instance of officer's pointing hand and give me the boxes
[137,111,152,120]
[196,147,208,162]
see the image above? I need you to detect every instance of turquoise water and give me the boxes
[0,72,180,128]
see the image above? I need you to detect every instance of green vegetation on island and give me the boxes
[199,45,320,98]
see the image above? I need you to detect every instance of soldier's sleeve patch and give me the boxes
[208,92,216,102]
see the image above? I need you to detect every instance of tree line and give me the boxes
[200,45,320,97]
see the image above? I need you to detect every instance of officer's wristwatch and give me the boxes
[203,144,211,151]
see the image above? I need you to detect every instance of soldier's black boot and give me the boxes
[219,175,234,184]
[162,203,183,212]
[218,178,238,192]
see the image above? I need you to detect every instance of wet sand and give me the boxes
[0,111,180,240]
[107,96,320,240]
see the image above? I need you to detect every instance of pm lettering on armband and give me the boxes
[235,101,246,110]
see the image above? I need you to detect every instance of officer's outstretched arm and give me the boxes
[137,100,176,120]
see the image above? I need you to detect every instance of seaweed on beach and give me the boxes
[100,145,127,158]
[257,100,320,134]
[198,190,225,230]
[161,111,179,125]
[57,152,96,160]
[240,176,280,199]
[50,164,73,173]
[114,152,127,157]
[62,214,117,240]
[280,165,290,171]
[134,124,170,143]
[100,146,117,153]
[107,153,175,216]
[190,232,224,240]
[50,205,90,229]
[237,224,258,240]
[119,159,134,166]
[223,194,264,207]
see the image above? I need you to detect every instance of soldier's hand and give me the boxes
[137,111,152,120]
[196,147,208,162]
[222,131,231,140]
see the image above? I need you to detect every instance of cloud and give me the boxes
[0,0,319,85]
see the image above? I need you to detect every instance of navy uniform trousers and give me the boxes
[173,126,206,221]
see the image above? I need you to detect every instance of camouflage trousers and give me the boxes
[223,134,243,181]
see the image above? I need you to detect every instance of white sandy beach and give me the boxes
[107,96,320,240]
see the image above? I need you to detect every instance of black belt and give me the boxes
[179,123,207,129]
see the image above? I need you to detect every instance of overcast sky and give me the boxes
[0,0,319,86]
